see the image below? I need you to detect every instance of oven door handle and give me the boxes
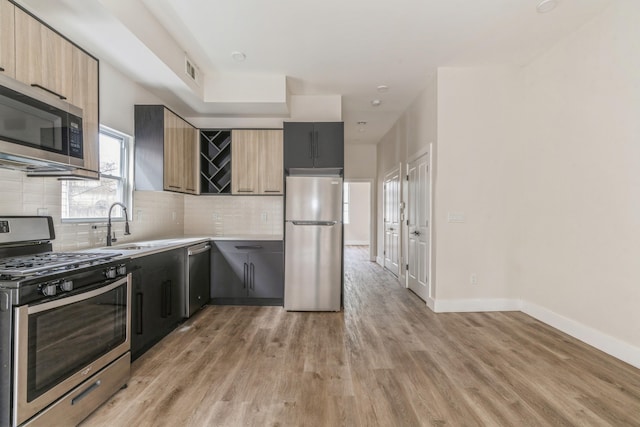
[26,276,128,315]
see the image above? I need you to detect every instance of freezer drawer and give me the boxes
[284,221,342,311]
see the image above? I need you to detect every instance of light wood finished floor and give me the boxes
[82,246,640,426]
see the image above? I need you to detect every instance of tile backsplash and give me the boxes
[0,168,282,251]
[184,195,283,236]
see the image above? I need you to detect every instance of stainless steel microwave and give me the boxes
[0,73,84,172]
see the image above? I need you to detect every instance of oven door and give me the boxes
[13,275,130,426]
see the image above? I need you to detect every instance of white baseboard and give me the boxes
[427,297,640,369]
[433,298,522,313]
[345,240,369,246]
[521,301,640,369]
[376,256,383,266]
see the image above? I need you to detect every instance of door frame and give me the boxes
[343,178,376,261]
[404,145,434,304]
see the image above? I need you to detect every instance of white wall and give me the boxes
[375,1,640,366]
[435,66,521,301]
[512,0,640,352]
[344,182,370,245]
[100,61,163,135]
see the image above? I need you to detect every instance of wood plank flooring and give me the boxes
[81,246,640,426]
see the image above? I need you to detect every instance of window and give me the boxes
[343,183,350,224]
[62,127,132,221]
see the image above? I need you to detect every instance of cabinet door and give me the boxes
[0,1,15,78]
[249,251,284,299]
[15,8,72,101]
[258,130,283,194]
[163,108,184,192]
[313,122,344,168]
[283,122,314,170]
[211,246,248,299]
[183,122,199,194]
[71,46,99,173]
[231,130,260,194]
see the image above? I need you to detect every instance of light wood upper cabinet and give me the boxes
[135,105,198,194]
[15,7,73,101]
[0,1,15,78]
[231,129,283,195]
[70,46,99,173]
[183,122,199,194]
[163,108,184,192]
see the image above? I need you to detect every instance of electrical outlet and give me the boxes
[261,212,268,223]
[470,274,478,285]
[171,211,177,221]
[212,213,220,221]
[136,209,143,221]
[37,208,48,216]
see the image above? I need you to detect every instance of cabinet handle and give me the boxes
[250,263,255,290]
[309,132,313,159]
[314,131,319,158]
[30,83,67,100]
[136,293,143,335]
[243,263,248,289]
[264,190,280,193]
[168,185,181,189]
[235,245,263,250]
[166,281,172,316]
[236,189,254,193]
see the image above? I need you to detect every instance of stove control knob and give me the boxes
[116,264,127,276]
[41,283,57,297]
[60,280,73,292]
[104,267,117,279]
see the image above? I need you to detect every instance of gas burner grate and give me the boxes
[0,252,119,276]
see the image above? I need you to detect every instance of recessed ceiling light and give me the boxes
[377,85,389,93]
[371,99,382,107]
[536,0,559,13]
[231,51,246,62]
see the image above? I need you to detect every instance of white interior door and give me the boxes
[407,153,430,301]
[383,170,400,277]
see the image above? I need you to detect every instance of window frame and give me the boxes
[61,126,133,223]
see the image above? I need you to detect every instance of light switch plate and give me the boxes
[447,212,465,223]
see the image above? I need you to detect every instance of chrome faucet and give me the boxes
[106,202,131,246]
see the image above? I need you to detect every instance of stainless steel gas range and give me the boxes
[0,216,131,427]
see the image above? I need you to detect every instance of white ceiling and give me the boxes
[18,0,613,145]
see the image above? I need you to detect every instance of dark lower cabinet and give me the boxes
[130,248,185,360]
[211,240,283,306]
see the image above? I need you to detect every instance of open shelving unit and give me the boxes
[200,130,232,194]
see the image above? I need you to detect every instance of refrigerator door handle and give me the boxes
[309,132,313,159]
[291,220,338,226]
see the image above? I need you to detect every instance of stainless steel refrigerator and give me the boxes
[284,175,343,311]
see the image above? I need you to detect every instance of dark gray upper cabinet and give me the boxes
[211,240,284,306]
[284,122,344,171]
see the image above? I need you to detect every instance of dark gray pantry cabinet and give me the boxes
[284,122,344,170]
[130,248,185,360]
[211,241,284,306]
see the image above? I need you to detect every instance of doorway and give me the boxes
[406,152,430,301]
[343,181,371,247]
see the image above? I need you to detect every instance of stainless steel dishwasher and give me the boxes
[185,242,211,318]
